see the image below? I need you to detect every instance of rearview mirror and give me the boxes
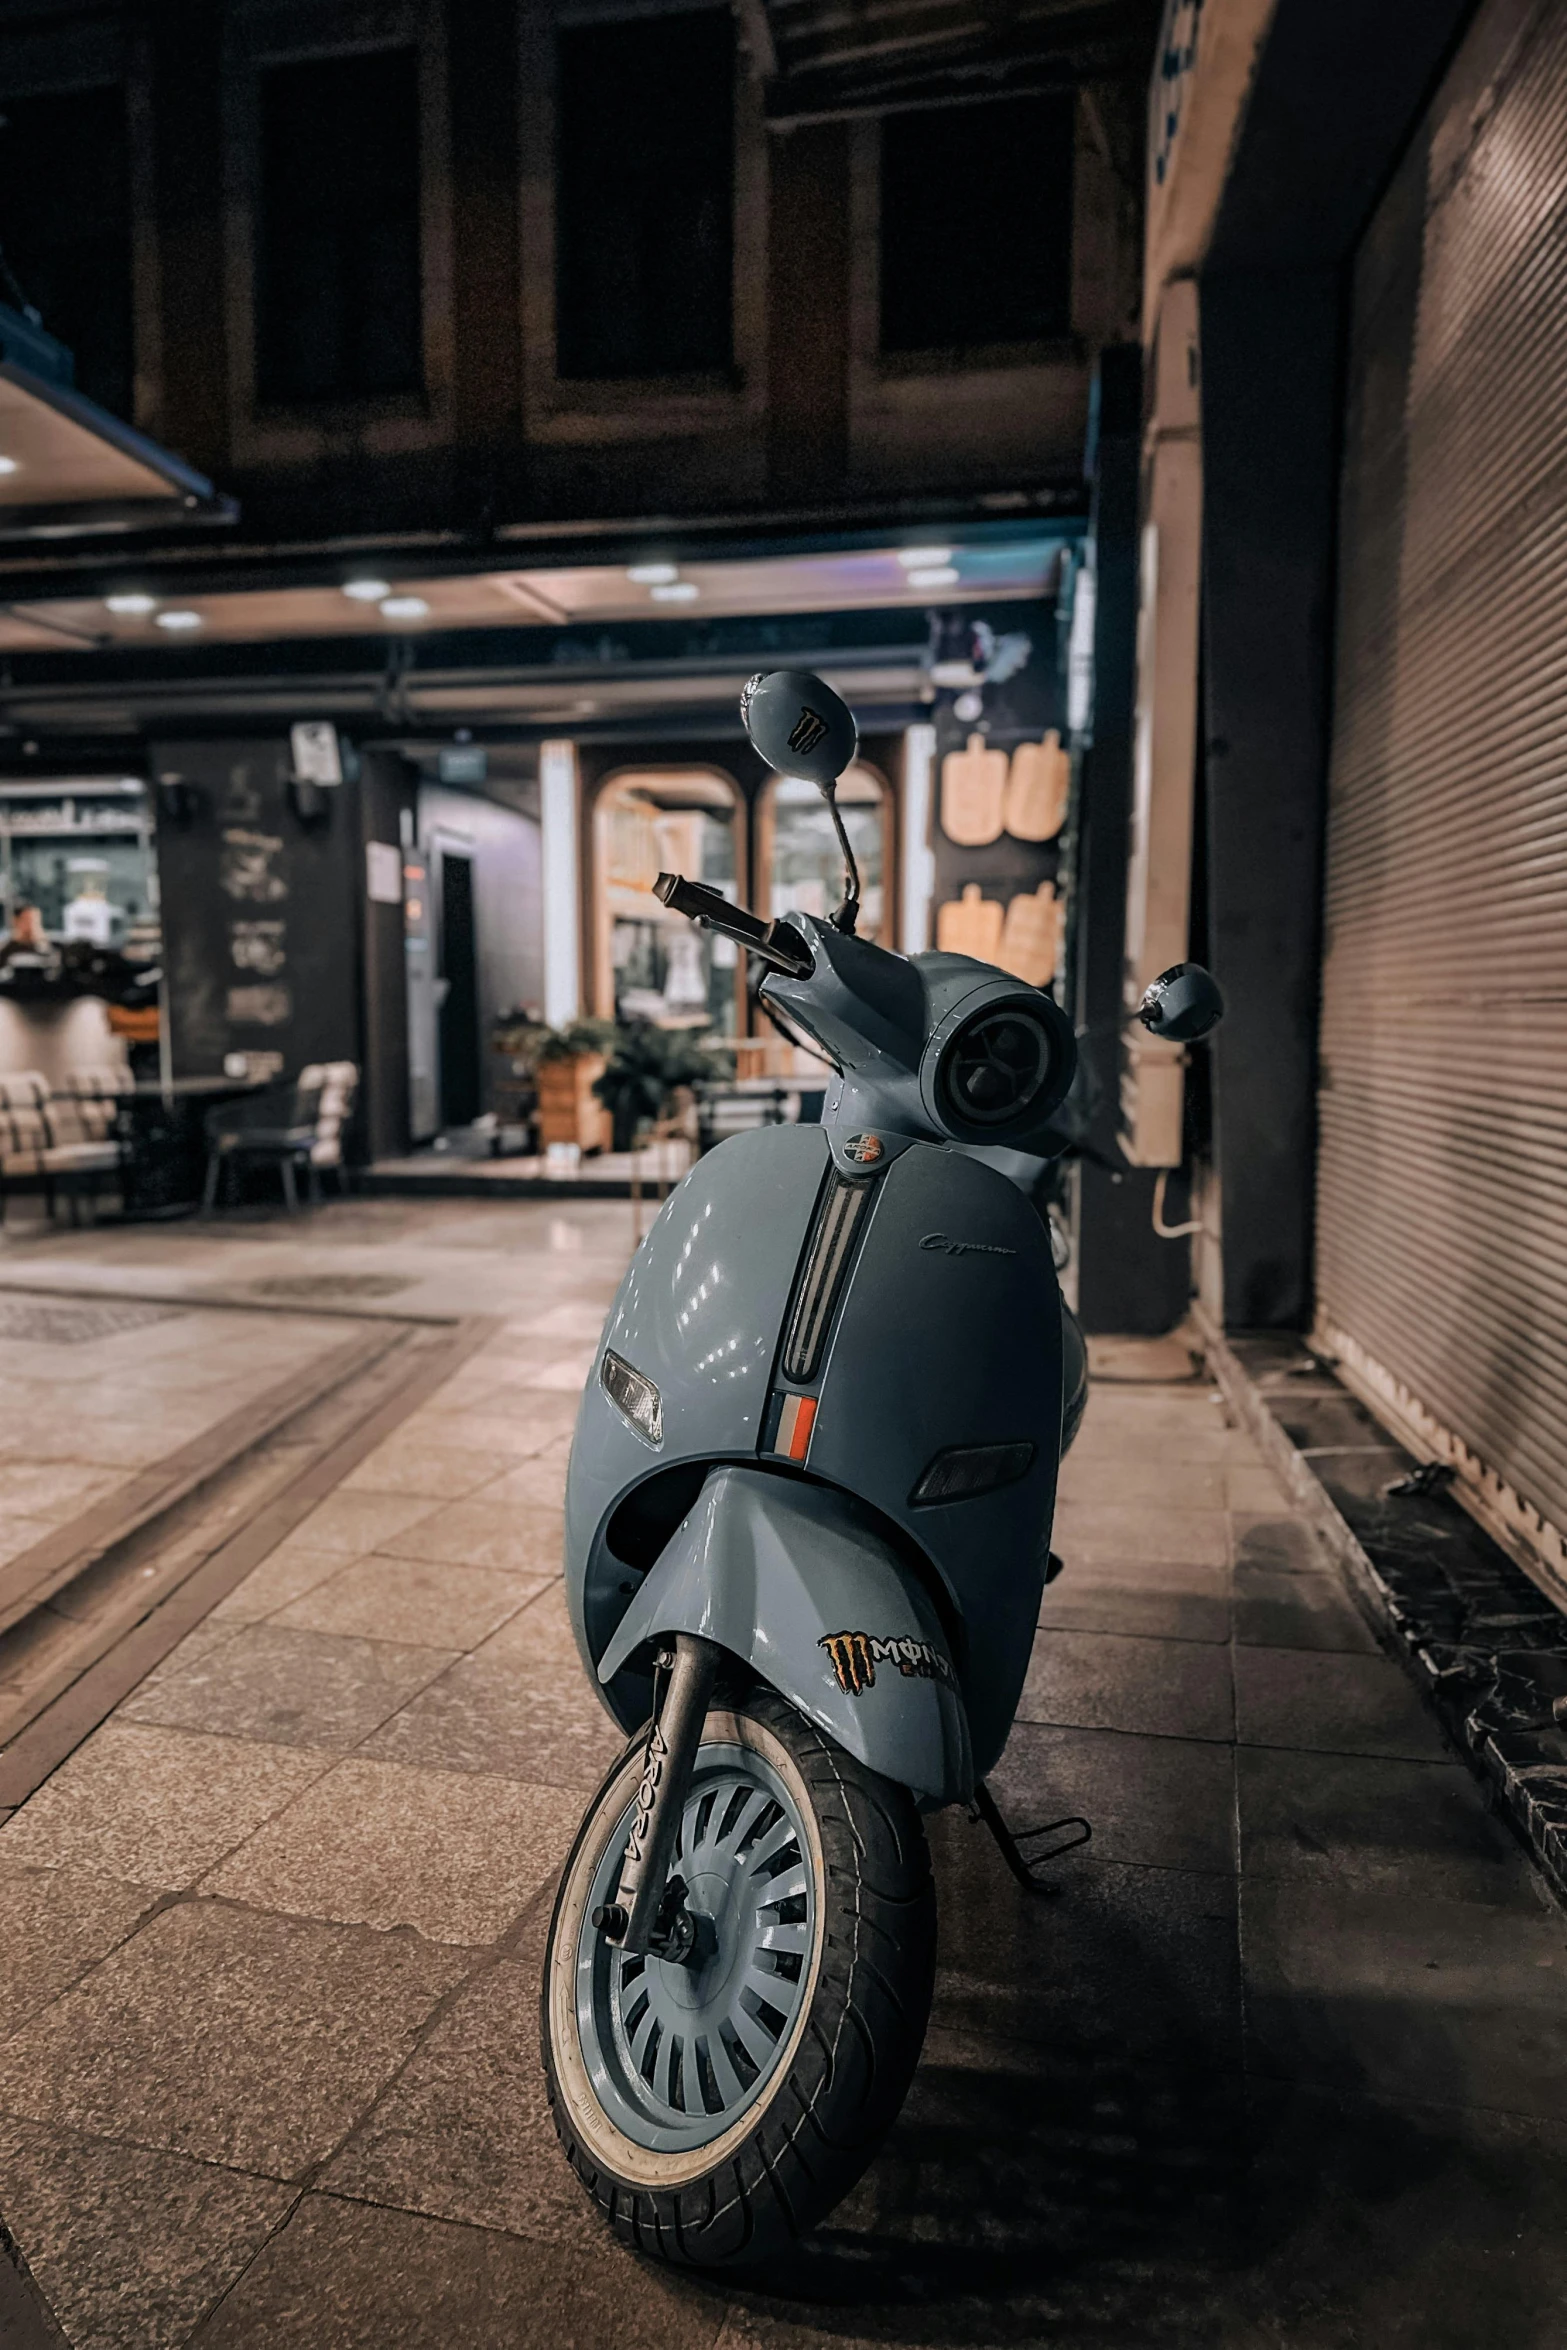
[1135,962,1224,1044]
[741,669,857,791]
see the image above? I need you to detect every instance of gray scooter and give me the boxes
[542,669,1223,2268]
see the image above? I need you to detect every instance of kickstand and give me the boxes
[970,1780,1091,1898]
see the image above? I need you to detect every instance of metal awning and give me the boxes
[740,0,1162,122]
[0,361,236,542]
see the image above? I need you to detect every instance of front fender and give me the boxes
[597,1465,973,1805]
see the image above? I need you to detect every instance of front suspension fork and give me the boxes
[594,1632,720,1958]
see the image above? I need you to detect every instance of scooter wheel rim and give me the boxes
[573,1739,817,2155]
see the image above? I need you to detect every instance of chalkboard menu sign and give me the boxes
[151,738,362,1080]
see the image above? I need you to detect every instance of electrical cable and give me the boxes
[1151,1166,1204,1239]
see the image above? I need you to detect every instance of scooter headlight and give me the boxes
[601,1349,663,1447]
[936,1006,1055,1131]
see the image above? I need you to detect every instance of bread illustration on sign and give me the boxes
[1003,730,1070,842]
[997,882,1062,987]
[936,882,1005,963]
[939,733,1007,846]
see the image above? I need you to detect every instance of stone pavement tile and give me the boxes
[0,1900,467,2177]
[1230,1514,1324,1575]
[929,1813,1242,2071]
[362,1646,623,1791]
[381,1499,564,1577]
[1232,1564,1380,1653]
[0,1516,56,1568]
[323,1958,597,2245]
[1237,1748,1542,1906]
[1241,1878,1567,2122]
[1019,1627,1235,1743]
[718,2021,1249,2347]
[284,1489,442,1557]
[990,1721,1237,1875]
[188,2193,726,2350]
[1225,2084,1567,2350]
[272,1554,547,1650]
[121,1624,457,1751]
[0,1723,331,1889]
[0,1460,120,1518]
[1225,1461,1294,1513]
[205,1758,580,1944]
[121,1618,246,1694]
[1070,1396,1261,1467]
[1055,1451,1226,1509]
[0,2113,294,2350]
[340,1439,505,1501]
[475,1445,571,1508]
[1039,1573,1231,1646]
[1234,1647,1450,1762]
[0,1867,159,2041]
[208,1541,354,1625]
[390,1407,559,1461]
[1051,1499,1231,1569]
[522,1299,612,1341]
[418,1391,582,1448]
[502,1350,596,1393]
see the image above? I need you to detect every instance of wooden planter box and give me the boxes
[536,1052,610,1153]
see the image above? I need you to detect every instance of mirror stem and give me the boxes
[824,783,861,935]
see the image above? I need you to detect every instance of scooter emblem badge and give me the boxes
[842,1133,883,1165]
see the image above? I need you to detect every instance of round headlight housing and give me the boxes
[921,983,1076,1144]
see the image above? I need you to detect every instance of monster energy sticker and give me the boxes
[819,1630,955,1697]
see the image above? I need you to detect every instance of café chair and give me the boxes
[201,1060,359,1214]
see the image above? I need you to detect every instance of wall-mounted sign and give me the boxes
[438,745,487,785]
[366,839,403,905]
[290,721,343,786]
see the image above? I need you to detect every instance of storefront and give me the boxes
[1124,0,1567,1592]
[1314,0,1567,1594]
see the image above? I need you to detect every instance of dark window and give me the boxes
[879,96,1075,355]
[0,85,133,416]
[556,11,734,381]
[256,48,422,404]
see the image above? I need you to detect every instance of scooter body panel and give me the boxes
[565,1121,830,1677]
[809,1140,1060,1781]
[597,1463,973,1802]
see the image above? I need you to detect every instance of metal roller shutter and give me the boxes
[1316,0,1567,1592]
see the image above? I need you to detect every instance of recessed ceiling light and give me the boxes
[907,566,959,589]
[105,592,157,616]
[628,562,680,586]
[650,581,699,603]
[155,609,203,630]
[342,577,391,601]
[0,457,19,477]
[380,595,430,620]
[899,546,951,570]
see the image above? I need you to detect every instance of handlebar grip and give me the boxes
[653,873,812,977]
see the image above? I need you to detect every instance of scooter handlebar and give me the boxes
[653,872,813,977]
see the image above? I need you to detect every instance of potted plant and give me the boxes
[594,1022,724,1154]
[533,1019,617,1153]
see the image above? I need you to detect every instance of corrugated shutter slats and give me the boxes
[1317,0,1567,1542]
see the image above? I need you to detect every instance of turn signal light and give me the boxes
[601,1349,663,1446]
[910,1441,1034,1506]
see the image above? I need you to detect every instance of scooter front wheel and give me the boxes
[541,1685,936,2269]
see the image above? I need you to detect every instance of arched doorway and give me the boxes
[591,766,746,1035]
[757,761,893,944]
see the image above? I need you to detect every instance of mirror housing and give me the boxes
[741,669,857,790]
[1136,962,1224,1044]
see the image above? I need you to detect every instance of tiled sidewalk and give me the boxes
[0,1203,1564,2347]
